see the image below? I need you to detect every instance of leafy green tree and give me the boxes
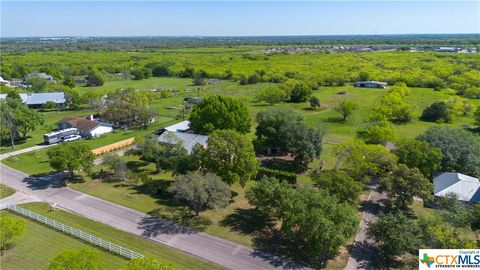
[62,75,76,88]
[82,91,104,114]
[280,123,325,166]
[169,172,230,216]
[418,127,480,176]
[189,95,251,134]
[474,105,480,126]
[248,74,260,84]
[471,204,480,231]
[360,120,396,144]
[367,212,421,263]
[1,98,44,148]
[27,77,47,92]
[421,101,452,122]
[0,216,27,251]
[246,177,358,262]
[393,139,443,178]
[374,85,415,123]
[288,81,312,102]
[358,71,370,81]
[48,248,99,270]
[151,62,174,77]
[334,139,397,180]
[86,68,105,87]
[254,87,286,105]
[255,108,303,147]
[42,101,57,110]
[0,100,18,148]
[335,101,357,120]
[64,88,82,110]
[309,96,321,109]
[103,89,153,128]
[438,194,472,228]
[123,257,177,270]
[464,87,480,99]
[311,170,363,205]
[418,218,477,249]
[197,130,257,186]
[136,133,189,174]
[47,143,95,180]
[379,164,433,209]
[102,153,127,181]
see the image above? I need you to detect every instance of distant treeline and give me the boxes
[1,34,479,52]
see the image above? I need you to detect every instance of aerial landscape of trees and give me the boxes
[1,35,479,270]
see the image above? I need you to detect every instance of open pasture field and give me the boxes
[0,203,222,270]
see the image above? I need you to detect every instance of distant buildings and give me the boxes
[354,81,388,89]
[157,120,208,154]
[433,172,480,204]
[58,116,113,138]
[23,72,55,83]
[436,47,457,53]
[0,76,11,86]
[0,92,66,108]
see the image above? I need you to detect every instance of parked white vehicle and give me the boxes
[62,135,82,142]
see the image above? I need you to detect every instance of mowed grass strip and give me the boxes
[0,184,16,199]
[0,210,128,270]
[1,203,223,270]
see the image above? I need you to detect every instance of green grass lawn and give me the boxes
[0,109,95,154]
[1,118,178,175]
[70,155,256,247]
[0,184,15,199]
[0,203,223,270]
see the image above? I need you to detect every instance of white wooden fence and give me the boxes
[2,203,144,260]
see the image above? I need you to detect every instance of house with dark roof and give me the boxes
[0,92,66,108]
[433,172,480,204]
[58,116,113,138]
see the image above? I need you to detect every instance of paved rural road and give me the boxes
[0,148,300,270]
[344,186,386,270]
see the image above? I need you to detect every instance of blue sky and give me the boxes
[1,1,479,37]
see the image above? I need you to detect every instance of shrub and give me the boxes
[256,167,297,184]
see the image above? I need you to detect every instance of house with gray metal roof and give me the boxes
[157,120,208,154]
[354,81,388,89]
[0,92,66,108]
[433,172,480,204]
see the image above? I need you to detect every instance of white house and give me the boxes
[157,120,208,154]
[433,172,480,204]
[58,116,113,138]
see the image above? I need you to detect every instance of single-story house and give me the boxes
[164,120,191,132]
[58,116,113,138]
[433,172,480,204]
[0,92,66,108]
[354,81,388,89]
[0,76,11,86]
[24,72,55,83]
[436,47,457,53]
[156,120,207,154]
[158,131,208,154]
